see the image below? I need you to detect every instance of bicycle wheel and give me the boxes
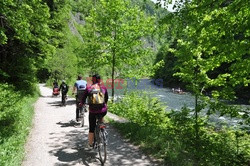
[98,129,107,164]
[93,128,98,149]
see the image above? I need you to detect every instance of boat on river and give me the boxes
[172,88,186,94]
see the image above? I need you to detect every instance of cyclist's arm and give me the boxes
[72,83,77,94]
[66,85,69,93]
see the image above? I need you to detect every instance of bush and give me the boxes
[109,92,250,165]
[0,84,22,138]
[0,83,39,166]
[109,91,168,127]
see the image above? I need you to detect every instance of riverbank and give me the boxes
[108,91,250,165]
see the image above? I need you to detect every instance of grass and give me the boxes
[107,92,250,166]
[0,92,39,166]
[107,119,165,155]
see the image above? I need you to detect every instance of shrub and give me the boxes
[0,83,39,166]
[109,92,250,165]
[0,83,22,138]
[109,91,168,127]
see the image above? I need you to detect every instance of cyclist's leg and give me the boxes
[76,96,80,120]
[100,112,107,123]
[76,107,79,120]
[61,93,64,103]
[88,113,96,146]
[64,93,67,105]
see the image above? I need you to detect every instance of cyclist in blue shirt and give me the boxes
[73,75,87,121]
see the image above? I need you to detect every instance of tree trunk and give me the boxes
[111,16,117,102]
[111,50,115,102]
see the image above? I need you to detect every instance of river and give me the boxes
[107,78,249,129]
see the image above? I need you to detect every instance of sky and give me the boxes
[151,0,176,12]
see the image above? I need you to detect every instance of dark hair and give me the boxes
[92,74,101,83]
[77,75,82,80]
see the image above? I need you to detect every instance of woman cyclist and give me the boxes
[81,74,108,148]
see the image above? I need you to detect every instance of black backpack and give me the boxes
[62,84,68,93]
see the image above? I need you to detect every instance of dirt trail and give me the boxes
[22,84,160,166]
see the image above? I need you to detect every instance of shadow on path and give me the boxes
[56,120,79,128]
[65,99,76,106]
[47,101,63,108]
[48,123,161,166]
[48,129,100,165]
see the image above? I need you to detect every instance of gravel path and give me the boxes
[22,84,160,166]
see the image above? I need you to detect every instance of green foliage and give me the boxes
[77,0,156,77]
[75,0,157,101]
[47,27,79,82]
[153,3,250,163]
[0,84,22,138]
[0,0,76,91]
[109,91,167,127]
[158,0,249,102]
[0,2,74,165]
[70,0,93,15]
[109,92,250,165]
[0,0,53,93]
[153,42,182,87]
[0,83,39,166]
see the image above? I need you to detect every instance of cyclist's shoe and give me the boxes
[86,143,94,150]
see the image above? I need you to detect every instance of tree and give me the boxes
[161,0,250,100]
[47,28,79,82]
[158,0,250,164]
[0,0,52,93]
[77,0,155,100]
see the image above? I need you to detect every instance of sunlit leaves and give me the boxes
[165,0,250,101]
[77,0,155,78]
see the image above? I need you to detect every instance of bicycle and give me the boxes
[73,91,86,127]
[93,114,108,164]
[78,104,87,127]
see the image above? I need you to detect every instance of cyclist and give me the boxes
[52,80,59,96]
[59,80,69,105]
[53,80,58,88]
[52,80,59,91]
[81,74,108,148]
[73,75,87,121]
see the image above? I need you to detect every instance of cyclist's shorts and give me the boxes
[76,90,85,104]
[89,112,107,132]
